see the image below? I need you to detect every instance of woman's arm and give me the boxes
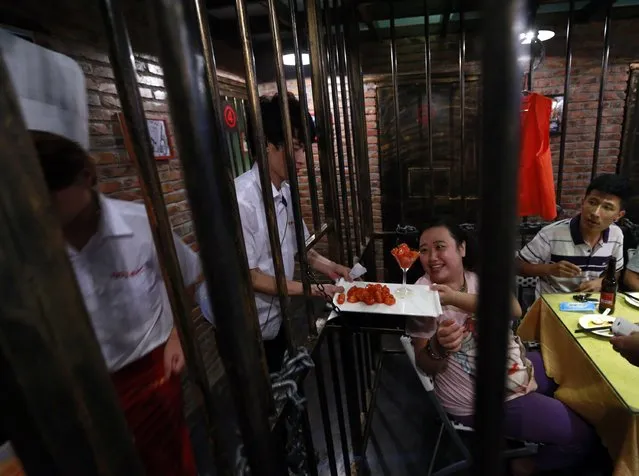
[432,285,522,318]
[413,336,448,375]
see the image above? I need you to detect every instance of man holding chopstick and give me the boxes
[516,174,630,297]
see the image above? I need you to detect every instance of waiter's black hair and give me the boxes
[30,130,96,191]
[586,174,632,210]
[245,92,316,159]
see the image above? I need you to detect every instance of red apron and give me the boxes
[111,345,196,476]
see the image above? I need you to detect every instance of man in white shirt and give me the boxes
[32,130,200,476]
[236,93,350,371]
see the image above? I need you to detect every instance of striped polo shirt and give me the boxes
[518,215,624,297]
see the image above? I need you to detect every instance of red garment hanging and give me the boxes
[518,92,557,221]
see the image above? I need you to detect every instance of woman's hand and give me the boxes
[431,284,459,307]
[435,319,464,353]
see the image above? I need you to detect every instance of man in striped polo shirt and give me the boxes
[517,174,630,298]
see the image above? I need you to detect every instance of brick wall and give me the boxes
[34,33,247,411]
[360,17,639,218]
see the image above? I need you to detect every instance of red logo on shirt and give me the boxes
[111,266,144,279]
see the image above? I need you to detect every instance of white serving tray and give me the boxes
[328,280,443,320]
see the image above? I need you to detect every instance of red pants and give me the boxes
[111,345,197,476]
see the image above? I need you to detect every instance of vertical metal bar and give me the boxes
[146,0,283,473]
[424,0,434,215]
[0,56,145,476]
[100,0,226,468]
[473,0,524,474]
[290,0,322,231]
[327,330,352,476]
[307,0,343,262]
[459,2,466,213]
[235,0,296,353]
[527,35,535,91]
[355,333,368,411]
[390,1,404,224]
[556,0,574,204]
[312,352,339,476]
[325,0,354,267]
[334,0,362,257]
[339,327,364,469]
[591,1,613,181]
[344,0,373,241]
[267,0,317,339]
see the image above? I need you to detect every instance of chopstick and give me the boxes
[574,325,611,334]
[620,291,639,306]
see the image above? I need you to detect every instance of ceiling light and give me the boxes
[283,53,310,66]
[520,29,555,44]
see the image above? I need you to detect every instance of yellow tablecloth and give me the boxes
[518,294,639,476]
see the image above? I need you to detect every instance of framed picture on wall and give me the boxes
[548,94,564,136]
[117,113,174,160]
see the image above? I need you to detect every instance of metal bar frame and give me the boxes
[473,0,525,474]
[325,0,354,267]
[424,0,434,215]
[459,1,466,213]
[327,329,352,476]
[390,0,404,225]
[289,0,322,232]
[146,0,283,473]
[591,0,613,180]
[0,56,145,476]
[335,0,362,258]
[307,0,344,263]
[556,0,574,204]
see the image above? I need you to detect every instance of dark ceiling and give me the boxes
[2,0,639,82]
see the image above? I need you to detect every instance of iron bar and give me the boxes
[556,0,574,203]
[473,0,525,474]
[305,222,331,250]
[527,32,535,91]
[338,327,364,469]
[0,56,144,475]
[334,0,362,257]
[591,0,613,181]
[359,333,370,391]
[355,333,368,411]
[312,352,339,476]
[298,393,320,476]
[146,0,282,473]
[325,0,354,267]
[101,0,223,468]
[344,0,373,240]
[424,0,434,215]
[307,0,343,262]
[290,0,322,231]
[459,2,466,213]
[390,0,404,224]
[361,352,384,451]
[235,0,296,354]
[327,330,352,476]
[267,0,317,338]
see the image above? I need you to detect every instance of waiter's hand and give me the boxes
[578,278,603,293]
[328,263,353,282]
[550,261,581,278]
[311,283,344,298]
[611,332,639,367]
[164,328,186,378]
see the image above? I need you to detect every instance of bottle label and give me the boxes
[600,292,616,307]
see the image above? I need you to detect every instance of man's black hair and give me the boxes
[245,92,316,158]
[585,174,632,209]
[30,130,94,191]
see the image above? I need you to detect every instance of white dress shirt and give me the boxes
[235,163,309,340]
[67,195,201,371]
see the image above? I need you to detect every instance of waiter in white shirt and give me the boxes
[31,131,201,476]
[235,93,350,372]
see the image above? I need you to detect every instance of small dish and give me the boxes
[578,314,615,338]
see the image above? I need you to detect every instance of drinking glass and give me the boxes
[391,244,420,298]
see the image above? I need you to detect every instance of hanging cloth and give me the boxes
[518,92,557,221]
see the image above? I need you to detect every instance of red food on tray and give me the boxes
[391,243,420,270]
[336,293,346,305]
[343,283,396,306]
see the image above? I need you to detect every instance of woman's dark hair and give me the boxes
[420,216,477,271]
[245,92,316,158]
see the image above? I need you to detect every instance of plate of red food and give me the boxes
[331,280,443,318]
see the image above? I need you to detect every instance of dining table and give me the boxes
[517,293,639,476]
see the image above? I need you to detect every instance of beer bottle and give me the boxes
[599,257,617,314]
